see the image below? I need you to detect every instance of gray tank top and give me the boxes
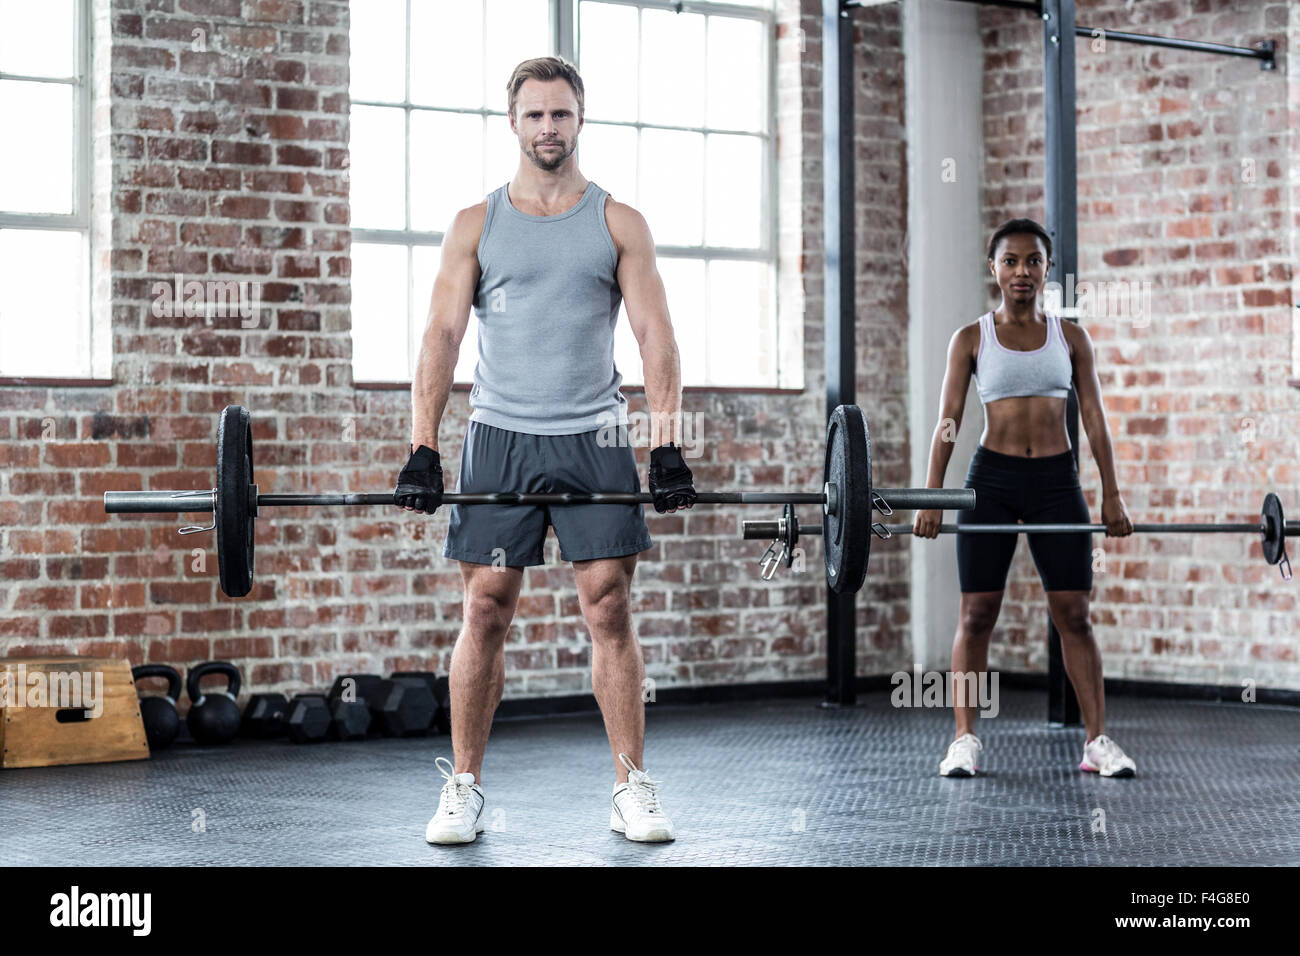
[468,181,627,434]
[973,311,1073,404]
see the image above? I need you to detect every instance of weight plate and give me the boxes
[216,405,255,597]
[1260,492,1285,566]
[822,404,871,594]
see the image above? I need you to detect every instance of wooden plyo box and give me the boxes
[0,657,149,769]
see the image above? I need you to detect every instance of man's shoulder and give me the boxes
[443,199,489,254]
[601,194,651,255]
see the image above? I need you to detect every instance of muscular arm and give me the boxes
[1065,321,1122,501]
[410,204,484,452]
[924,325,979,489]
[607,199,682,447]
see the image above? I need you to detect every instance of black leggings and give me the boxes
[957,446,1094,592]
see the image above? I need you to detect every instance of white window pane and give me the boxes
[410,111,484,232]
[579,122,636,205]
[413,244,477,384]
[350,0,405,103]
[411,0,483,109]
[485,0,551,115]
[0,229,87,377]
[706,134,762,248]
[0,0,75,78]
[640,129,701,247]
[577,2,637,122]
[349,105,406,230]
[640,8,704,128]
[351,243,409,382]
[707,260,772,386]
[657,257,706,385]
[485,112,519,194]
[707,16,765,132]
[0,80,74,214]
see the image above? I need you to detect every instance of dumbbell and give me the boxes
[241,693,289,738]
[285,694,331,744]
[132,664,183,750]
[285,686,372,743]
[390,671,450,734]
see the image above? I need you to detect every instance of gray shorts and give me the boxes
[443,422,653,567]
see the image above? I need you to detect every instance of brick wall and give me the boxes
[979,0,1299,686]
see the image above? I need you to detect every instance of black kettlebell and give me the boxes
[186,661,243,745]
[132,664,182,750]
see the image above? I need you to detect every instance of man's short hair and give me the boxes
[506,56,585,119]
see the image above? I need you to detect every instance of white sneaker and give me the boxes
[1081,734,1137,777]
[610,753,676,843]
[939,733,982,777]
[425,756,485,844]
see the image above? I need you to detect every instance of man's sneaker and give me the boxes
[939,733,982,777]
[425,756,485,844]
[1080,734,1137,777]
[610,753,675,843]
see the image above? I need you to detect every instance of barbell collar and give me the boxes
[104,490,215,514]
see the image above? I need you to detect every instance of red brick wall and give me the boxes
[1,0,920,699]
[980,0,1299,684]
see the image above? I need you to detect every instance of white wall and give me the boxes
[903,0,986,673]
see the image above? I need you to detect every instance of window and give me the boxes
[349,0,776,387]
[0,0,93,379]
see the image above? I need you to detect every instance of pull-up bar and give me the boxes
[843,0,1277,70]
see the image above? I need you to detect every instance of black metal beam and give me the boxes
[1041,0,1082,728]
[918,0,1276,70]
[1074,26,1275,70]
[824,0,857,707]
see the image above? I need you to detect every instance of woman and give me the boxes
[914,218,1138,778]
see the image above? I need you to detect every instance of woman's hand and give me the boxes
[913,508,942,539]
[1101,493,1133,537]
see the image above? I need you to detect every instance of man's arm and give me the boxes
[606,198,682,447]
[410,202,485,452]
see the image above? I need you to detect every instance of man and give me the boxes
[394,56,695,845]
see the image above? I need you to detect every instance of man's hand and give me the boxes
[395,445,444,514]
[648,443,697,514]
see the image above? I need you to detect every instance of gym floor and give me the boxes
[3,688,1297,867]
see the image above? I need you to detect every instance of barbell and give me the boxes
[103,404,975,598]
[744,492,1295,582]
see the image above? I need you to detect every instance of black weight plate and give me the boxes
[1260,492,1285,566]
[822,405,870,594]
[216,404,255,597]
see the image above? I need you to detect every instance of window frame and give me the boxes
[350,0,780,388]
[0,0,94,379]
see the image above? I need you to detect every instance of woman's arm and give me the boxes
[914,325,978,537]
[1065,321,1132,534]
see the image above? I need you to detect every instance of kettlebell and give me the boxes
[186,661,243,745]
[132,664,182,750]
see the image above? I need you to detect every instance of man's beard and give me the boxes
[525,137,575,171]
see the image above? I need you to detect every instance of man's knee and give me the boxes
[463,585,516,641]
[582,583,633,640]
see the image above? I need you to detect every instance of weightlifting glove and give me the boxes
[394,445,444,513]
[648,443,697,514]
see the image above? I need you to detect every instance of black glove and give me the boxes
[394,445,444,513]
[648,443,697,514]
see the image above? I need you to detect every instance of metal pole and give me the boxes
[824,0,857,707]
[1042,0,1080,728]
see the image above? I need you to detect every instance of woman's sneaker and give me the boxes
[939,733,983,777]
[610,753,676,842]
[1080,734,1137,777]
[425,756,485,844]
